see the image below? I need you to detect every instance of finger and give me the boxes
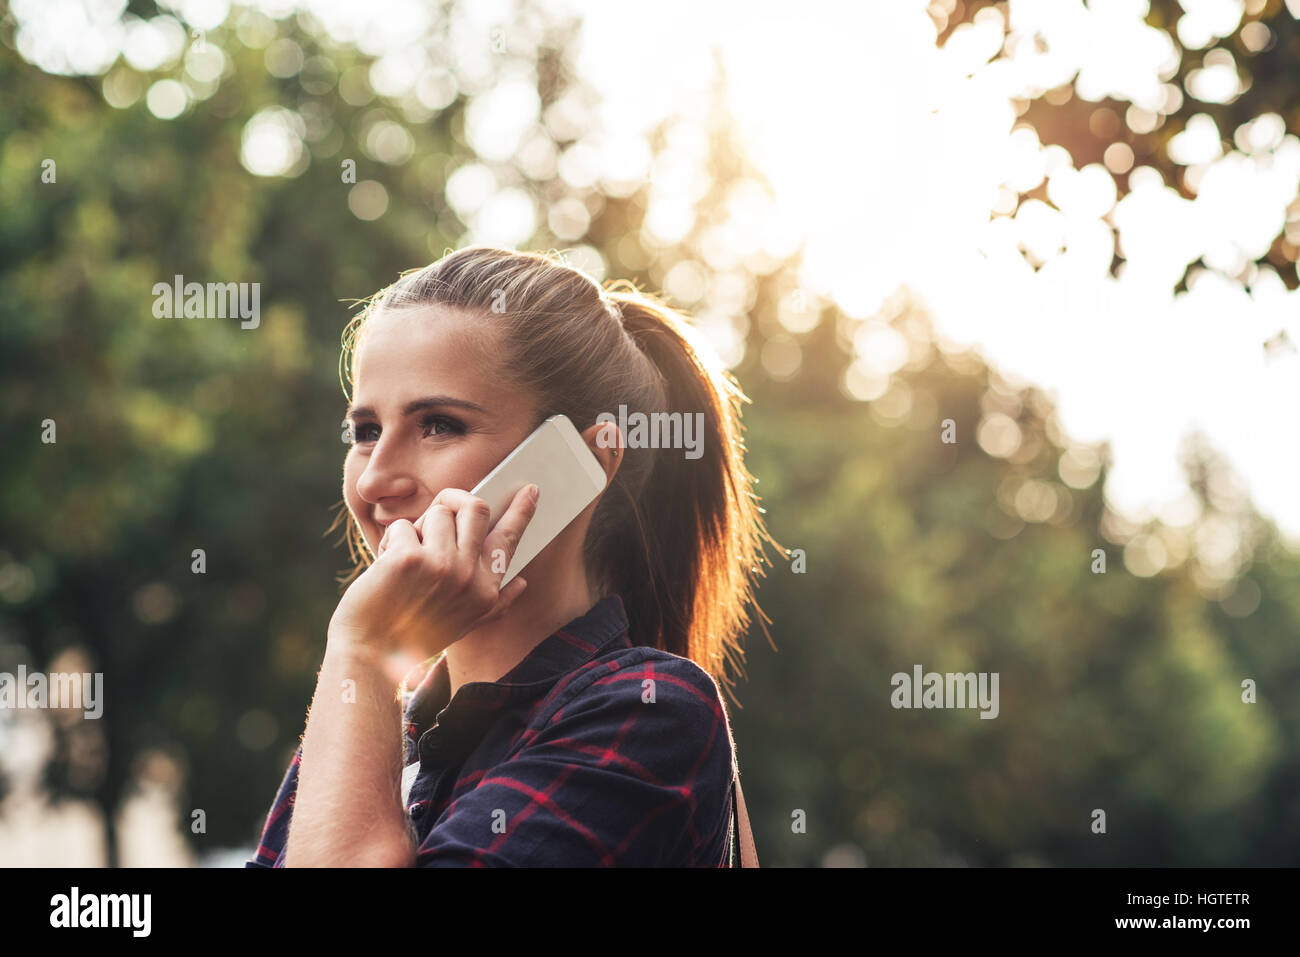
[419,502,457,564]
[458,497,491,567]
[410,489,454,539]
[483,484,540,580]
[379,519,420,557]
[424,489,490,562]
[414,488,469,541]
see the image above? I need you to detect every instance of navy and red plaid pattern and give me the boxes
[246,593,741,867]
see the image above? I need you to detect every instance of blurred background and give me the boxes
[2,0,1300,867]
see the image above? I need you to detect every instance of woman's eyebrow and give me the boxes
[346,395,489,419]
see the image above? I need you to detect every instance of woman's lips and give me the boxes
[376,516,421,528]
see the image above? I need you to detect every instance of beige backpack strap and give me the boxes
[734,774,759,867]
[720,693,757,867]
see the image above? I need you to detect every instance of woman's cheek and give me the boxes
[341,455,374,553]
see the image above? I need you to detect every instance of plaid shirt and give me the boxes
[246,593,741,867]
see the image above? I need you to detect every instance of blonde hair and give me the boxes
[328,246,781,703]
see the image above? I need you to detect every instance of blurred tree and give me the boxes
[734,294,1300,865]
[940,0,1300,290]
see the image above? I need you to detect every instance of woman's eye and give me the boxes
[422,414,466,438]
[352,423,380,443]
[347,415,465,445]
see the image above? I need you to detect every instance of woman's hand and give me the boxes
[328,484,540,662]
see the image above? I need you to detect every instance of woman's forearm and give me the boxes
[284,634,416,867]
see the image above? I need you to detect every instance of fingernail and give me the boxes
[528,484,540,504]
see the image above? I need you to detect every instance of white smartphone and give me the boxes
[469,414,609,587]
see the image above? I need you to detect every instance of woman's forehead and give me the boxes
[356,305,487,375]
[350,304,509,408]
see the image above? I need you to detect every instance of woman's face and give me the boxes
[343,303,541,557]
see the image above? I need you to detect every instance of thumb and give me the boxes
[473,577,528,629]
[498,576,527,609]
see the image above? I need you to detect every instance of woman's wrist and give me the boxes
[325,623,399,684]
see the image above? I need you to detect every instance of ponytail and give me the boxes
[594,287,781,701]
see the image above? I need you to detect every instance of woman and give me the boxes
[246,245,777,867]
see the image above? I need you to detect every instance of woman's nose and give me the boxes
[354,438,419,504]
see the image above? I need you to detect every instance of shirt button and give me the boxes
[409,803,425,819]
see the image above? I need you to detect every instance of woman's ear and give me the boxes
[581,420,624,487]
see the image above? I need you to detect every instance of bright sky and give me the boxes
[563,0,1300,557]
[11,0,1300,554]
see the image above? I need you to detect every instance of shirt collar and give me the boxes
[401,593,631,754]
